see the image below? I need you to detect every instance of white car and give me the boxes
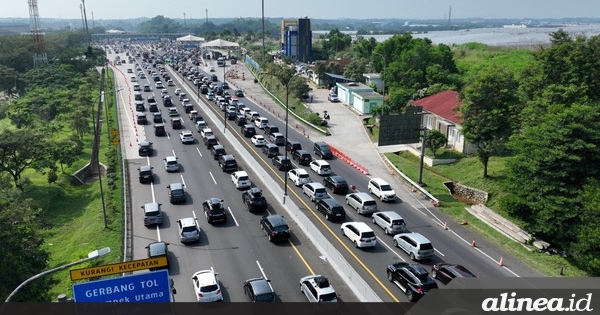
[201,128,213,138]
[179,130,195,144]
[195,120,207,131]
[288,168,311,187]
[299,275,338,302]
[340,222,377,248]
[174,88,182,95]
[231,171,251,189]
[251,135,267,146]
[367,178,397,202]
[310,160,332,175]
[191,268,223,302]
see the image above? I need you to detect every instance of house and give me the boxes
[336,82,383,114]
[363,73,383,92]
[410,90,475,154]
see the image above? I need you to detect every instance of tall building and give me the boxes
[281,17,312,62]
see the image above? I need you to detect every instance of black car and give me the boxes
[241,124,256,137]
[242,187,268,212]
[260,214,290,242]
[171,118,183,129]
[387,262,439,302]
[313,141,333,159]
[272,155,292,171]
[264,125,279,136]
[286,140,302,153]
[154,124,166,136]
[135,101,146,111]
[210,144,226,160]
[323,175,349,194]
[136,113,148,125]
[138,165,154,183]
[138,141,153,156]
[163,97,172,107]
[202,198,227,223]
[431,263,477,285]
[153,112,163,123]
[218,154,238,172]
[243,278,275,302]
[235,89,244,97]
[291,149,312,166]
[145,241,169,271]
[235,115,247,126]
[262,143,279,158]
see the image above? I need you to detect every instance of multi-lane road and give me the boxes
[107,42,540,303]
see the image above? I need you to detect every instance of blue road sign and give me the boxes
[72,270,171,302]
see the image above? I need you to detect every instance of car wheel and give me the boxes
[268,234,272,242]
[260,222,264,230]
[406,290,416,302]
[341,228,345,236]
[346,199,350,205]
[393,239,399,247]
[354,240,359,248]
[315,203,319,210]
[431,270,437,279]
[409,252,416,261]
[300,284,303,293]
[325,213,330,220]
[368,188,373,194]
[387,271,393,282]
[384,228,390,235]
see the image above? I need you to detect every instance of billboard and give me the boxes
[72,270,171,302]
[378,106,423,146]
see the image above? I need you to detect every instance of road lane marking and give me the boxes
[227,207,239,226]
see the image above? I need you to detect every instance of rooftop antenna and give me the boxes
[448,5,452,25]
[205,8,208,24]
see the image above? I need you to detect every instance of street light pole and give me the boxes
[260,71,302,204]
[4,247,110,302]
[372,52,386,116]
[223,59,227,132]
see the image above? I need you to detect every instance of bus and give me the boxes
[217,57,225,67]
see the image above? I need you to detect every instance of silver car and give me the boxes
[371,211,406,235]
[302,182,328,202]
[177,217,201,243]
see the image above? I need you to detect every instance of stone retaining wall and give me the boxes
[454,182,488,204]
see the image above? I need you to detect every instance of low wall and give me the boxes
[404,145,457,166]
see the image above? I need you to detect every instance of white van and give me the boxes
[255,117,269,129]
[310,160,332,176]
[133,83,141,91]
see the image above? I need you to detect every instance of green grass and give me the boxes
[385,151,588,277]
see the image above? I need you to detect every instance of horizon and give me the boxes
[1,0,600,21]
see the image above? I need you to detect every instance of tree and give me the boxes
[0,200,54,301]
[426,129,447,157]
[343,58,368,83]
[0,129,49,189]
[459,65,519,177]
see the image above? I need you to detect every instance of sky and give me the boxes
[2,0,600,20]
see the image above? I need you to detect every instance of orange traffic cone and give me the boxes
[443,222,448,230]
[461,220,468,225]
[498,256,504,266]
[471,239,476,247]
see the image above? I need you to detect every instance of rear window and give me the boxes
[419,243,434,250]
[200,284,218,292]
[315,188,326,193]
[364,200,377,206]
[362,231,376,238]
[273,225,289,232]
[392,219,404,225]
[171,189,184,196]
[381,185,393,191]
[145,210,160,216]
[182,225,196,232]
[238,176,249,181]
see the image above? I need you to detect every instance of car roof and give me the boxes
[179,217,196,227]
[147,241,168,256]
[342,221,372,232]
[374,211,403,220]
[348,192,373,200]
[207,197,222,204]
[246,277,272,294]
[139,165,152,171]
[262,214,286,226]
[369,177,389,184]
[292,168,309,175]
[169,182,183,189]
[399,232,431,244]
[192,270,217,286]
[234,171,248,177]
[165,155,177,161]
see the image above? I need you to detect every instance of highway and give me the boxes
[107,42,541,303]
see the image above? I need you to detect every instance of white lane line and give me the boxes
[376,236,405,262]
[227,207,239,227]
[209,172,217,185]
[196,147,203,157]
[180,174,186,187]
[256,260,274,291]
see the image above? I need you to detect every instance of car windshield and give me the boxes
[380,185,393,191]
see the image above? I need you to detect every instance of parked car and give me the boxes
[242,187,268,212]
[191,268,223,302]
[340,222,376,248]
[202,198,227,223]
[260,214,291,242]
[387,262,438,302]
[431,263,477,285]
[323,175,349,194]
[299,275,338,303]
[328,93,339,102]
[243,278,275,302]
[288,168,311,187]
